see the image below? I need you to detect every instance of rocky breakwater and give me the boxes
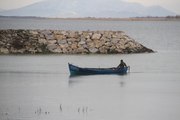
[0,29,153,54]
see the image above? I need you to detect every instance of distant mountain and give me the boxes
[0,0,175,18]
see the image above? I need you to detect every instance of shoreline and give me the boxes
[0,16,180,21]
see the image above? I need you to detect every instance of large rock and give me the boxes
[78,40,86,45]
[53,47,62,53]
[47,44,57,52]
[89,47,99,53]
[0,48,9,54]
[48,40,57,44]
[99,46,108,54]
[94,39,104,48]
[55,34,66,40]
[38,38,47,44]
[92,33,102,40]
[29,30,38,35]
[71,43,78,49]
[111,38,120,44]
[57,39,67,44]
[45,34,54,40]
[69,31,79,38]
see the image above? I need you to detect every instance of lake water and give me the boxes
[0,18,180,120]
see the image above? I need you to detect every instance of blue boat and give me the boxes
[68,63,130,76]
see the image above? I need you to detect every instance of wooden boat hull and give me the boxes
[68,63,129,76]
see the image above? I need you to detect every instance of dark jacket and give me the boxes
[117,61,127,68]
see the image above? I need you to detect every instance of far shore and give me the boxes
[0,16,180,21]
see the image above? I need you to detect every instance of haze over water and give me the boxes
[0,18,180,120]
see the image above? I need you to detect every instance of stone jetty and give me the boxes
[0,29,153,54]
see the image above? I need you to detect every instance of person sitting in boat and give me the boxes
[117,60,127,68]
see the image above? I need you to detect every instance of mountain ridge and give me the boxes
[0,0,176,18]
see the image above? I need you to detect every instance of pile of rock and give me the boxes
[0,29,153,54]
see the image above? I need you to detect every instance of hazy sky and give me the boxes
[0,0,179,14]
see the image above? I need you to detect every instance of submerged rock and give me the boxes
[0,29,153,54]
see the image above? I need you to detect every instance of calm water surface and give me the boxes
[0,18,180,120]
